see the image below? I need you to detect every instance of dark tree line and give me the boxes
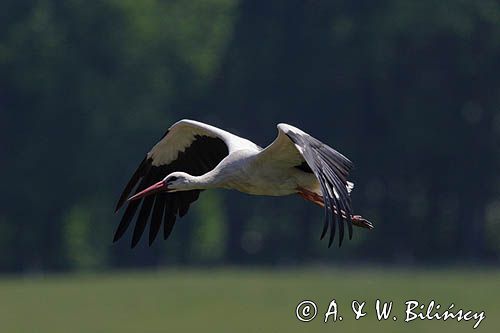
[1,0,499,272]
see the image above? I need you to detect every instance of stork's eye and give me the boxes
[168,176,178,182]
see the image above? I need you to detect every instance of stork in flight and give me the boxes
[114,119,373,249]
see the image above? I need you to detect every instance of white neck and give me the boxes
[189,173,219,189]
[171,171,225,192]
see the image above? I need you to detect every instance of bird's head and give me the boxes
[162,172,194,192]
[127,172,195,201]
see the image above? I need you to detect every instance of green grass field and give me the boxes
[0,268,498,333]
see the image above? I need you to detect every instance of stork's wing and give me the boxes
[257,123,355,247]
[114,119,257,248]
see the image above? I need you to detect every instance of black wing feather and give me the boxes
[131,195,155,248]
[113,168,155,242]
[318,154,350,246]
[149,194,166,246]
[285,131,354,247]
[113,199,141,243]
[163,198,176,240]
[114,135,229,247]
[115,157,151,212]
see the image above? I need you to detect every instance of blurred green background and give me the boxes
[1,0,500,332]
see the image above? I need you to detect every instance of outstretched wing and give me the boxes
[257,123,355,247]
[114,119,257,248]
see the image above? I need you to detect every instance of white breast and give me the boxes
[217,151,312,196]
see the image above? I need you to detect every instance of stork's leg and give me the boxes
[297,188,325,207]
[297,188,374,229]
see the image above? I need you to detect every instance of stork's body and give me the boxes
[114,119,372,249]
[189,150,315,196]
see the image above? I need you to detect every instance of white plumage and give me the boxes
[114,119,372,249]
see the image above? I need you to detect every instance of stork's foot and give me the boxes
[351,215,374,229]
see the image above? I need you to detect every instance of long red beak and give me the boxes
[128,181,167,201]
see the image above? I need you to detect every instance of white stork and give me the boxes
[114,119,373,249]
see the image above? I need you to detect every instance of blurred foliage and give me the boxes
[191,191,227,262]
[63,203,104,270]
[1,0,500,272]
